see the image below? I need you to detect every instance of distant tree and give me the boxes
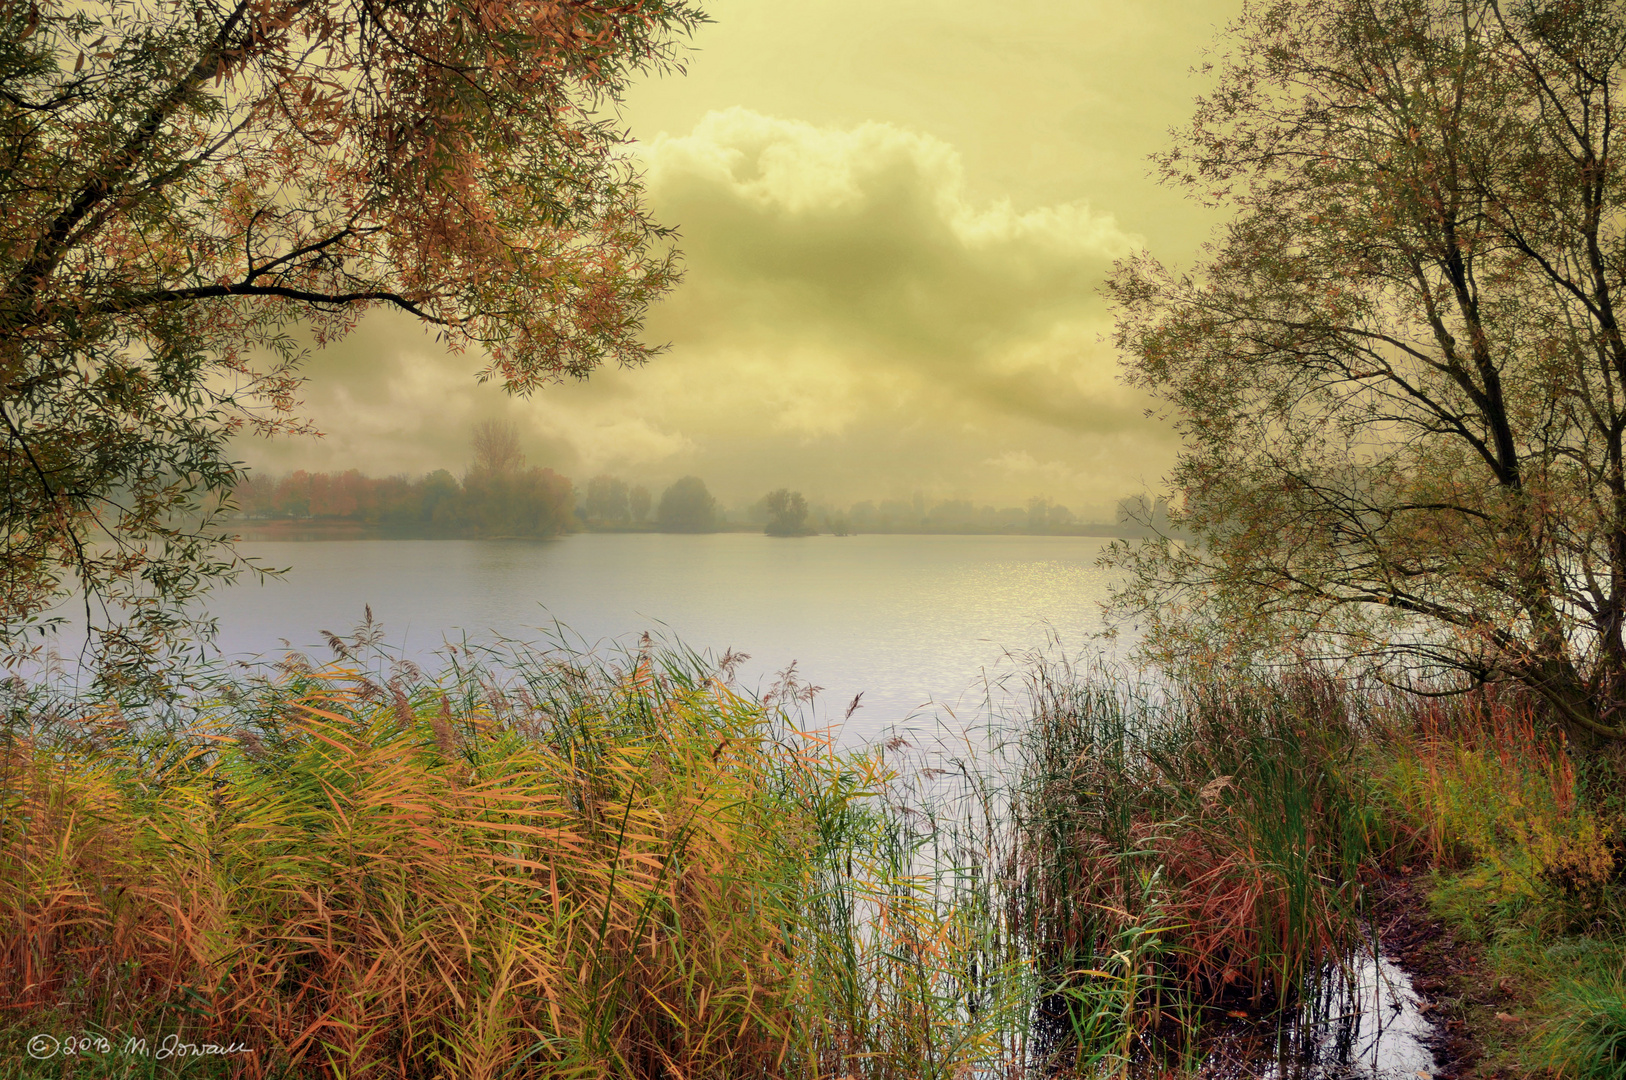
[658,477,717,532]
[234,474,276,519]
[629,485,653,524]
[763,489,813,537]
[462,423,573,536]
[584,475,632,525]
[422,471,463,531]
[879,499,912,529]
[996,507,1028,528]
[927,499,975,528]
[461,466,573,537]
[276,472,313,519]
[471,421,526,478]
[1114,495,1171,532]
[1115,496,1147,527]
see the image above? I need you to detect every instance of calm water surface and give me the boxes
[209,533,1124,745]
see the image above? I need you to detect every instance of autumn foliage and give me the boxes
[0,0,701,684]
[234,467,575,537]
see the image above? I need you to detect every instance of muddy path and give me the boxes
[1367,868,1521,1080]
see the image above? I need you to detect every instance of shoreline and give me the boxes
[229,520,1171,541]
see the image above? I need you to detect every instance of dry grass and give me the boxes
[0,640,1012,1079]
[8,633,1609,1079]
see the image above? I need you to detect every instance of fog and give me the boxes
[230,0,1243,520]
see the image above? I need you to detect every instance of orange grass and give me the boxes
[0,641,1017,1079]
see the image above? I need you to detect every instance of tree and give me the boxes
[0,0,701,688]
[1115,495,1170,535]
[657,476,716,532]
[583,474,631,525]
[763,488,813,536]
[460,423,570,537]
[470,420,526,479]
[1106,0,1626,746]
[462,464,572,537]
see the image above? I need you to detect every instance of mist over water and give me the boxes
[205,533,1126,746]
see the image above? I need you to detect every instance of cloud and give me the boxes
[237,109,1174,512]
[641,109,1141,429]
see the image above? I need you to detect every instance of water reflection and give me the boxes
[1258,951,1437,1080]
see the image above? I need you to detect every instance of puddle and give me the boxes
[1264,950,1438,1080]
[1027,947,1440,1078]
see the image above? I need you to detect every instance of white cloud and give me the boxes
[238,110,1173,509]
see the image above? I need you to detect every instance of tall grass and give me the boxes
[1006,660,1395,1071]
[0,638,1012,1079]
[1379,686,1618,925]
[1373,686,1626,1078]
[8,630,1613,1078]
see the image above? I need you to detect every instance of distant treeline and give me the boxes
[234,467,575,537]
[233,421,574,537]
[233,422,1177,539]
[749,492,1177,538]
[234,469,1176,540]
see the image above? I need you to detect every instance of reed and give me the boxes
[7,629,1613,1078]
[1006,659,1393,1070]
[0,638,1007,1079]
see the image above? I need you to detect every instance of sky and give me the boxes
[236,0,1244,520]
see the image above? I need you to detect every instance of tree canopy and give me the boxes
[657,475,715,532]
[763,488,812,537]
[0,0,701,687]
[1107,0,1626,745]
[583,474,631,525]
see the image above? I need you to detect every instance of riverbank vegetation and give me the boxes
[5,633,1623,1078]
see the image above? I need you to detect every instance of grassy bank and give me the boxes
[1385,692,1626,1079]
[2,642,1622,1077]
[1004,662,1626,1077]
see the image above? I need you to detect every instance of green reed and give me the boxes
[1006,657,1398,1071]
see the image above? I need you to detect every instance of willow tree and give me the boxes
[1107,0,1626,745]
[0,0,700,687]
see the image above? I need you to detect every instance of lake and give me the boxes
[203,533,1124,747]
